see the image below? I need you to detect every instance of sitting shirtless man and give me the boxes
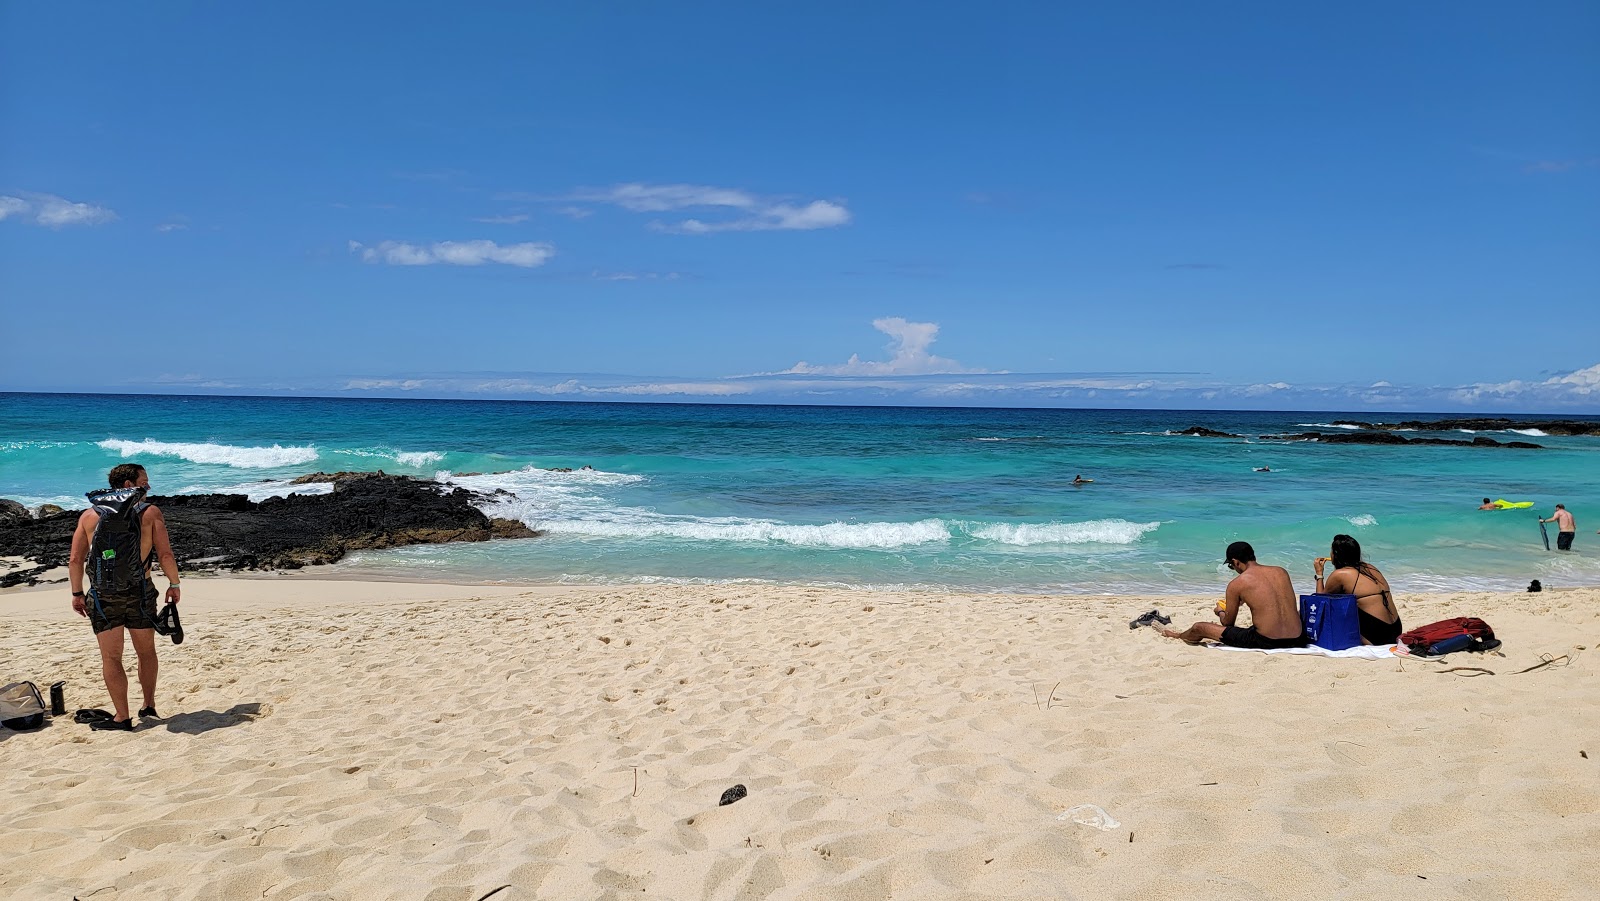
[1160,541,1308,648]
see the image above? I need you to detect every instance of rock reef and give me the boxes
[0,472,540,587]
[1329,418,1600,436]
[1256,432,1542,448]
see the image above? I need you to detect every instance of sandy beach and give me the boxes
[2,578,1596,900]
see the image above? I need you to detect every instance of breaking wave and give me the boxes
[99,439,319,469]
[1345,514,1378,527]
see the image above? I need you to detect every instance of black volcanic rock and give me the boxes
[0,474,541,587]
[1258,431,1542,448]
[1330,418,1599,436]
[0,499,29,523]
[1175,426,1243,438]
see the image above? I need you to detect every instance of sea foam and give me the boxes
[1345,514,1378,527]
[537,516,954,549]
[968,520,1161,546]
[395,451,445,467]
[98,439,319,469]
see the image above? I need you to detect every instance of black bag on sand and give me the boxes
[1,681,47,730]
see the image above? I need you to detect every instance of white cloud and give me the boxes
[0,192,117,228]
[782,318,982,376]
[349,239,555,268]
[591,270,680,281]
[1455,363,1600,404]
[473,213,530,224]
[569,182,850,233]
[667,200,852,234]
[1242,381,1293,396]
[155,222,187,233]
[344,378,426,390]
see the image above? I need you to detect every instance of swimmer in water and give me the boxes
[1254,466,1271,472]
[1072,474,1093,485]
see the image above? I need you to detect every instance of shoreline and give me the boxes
[3,578,1596,898]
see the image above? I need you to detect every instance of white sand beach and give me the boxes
[2,579,1597,900]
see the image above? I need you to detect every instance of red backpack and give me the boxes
[1400,617,1500,656]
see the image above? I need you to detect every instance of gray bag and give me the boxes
[1,681,46,730]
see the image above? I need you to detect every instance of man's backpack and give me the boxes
[1400,617,1500,656]
[0,681,47,730]
[85,487,150,596]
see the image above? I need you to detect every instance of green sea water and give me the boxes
[3,392,1596,594]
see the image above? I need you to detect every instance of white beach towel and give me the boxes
[1205,642,1398,659]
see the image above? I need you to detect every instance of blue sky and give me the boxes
[2,2,1597,411]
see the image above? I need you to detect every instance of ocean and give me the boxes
[3,392,1596,594]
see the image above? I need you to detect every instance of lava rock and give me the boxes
[0,473,542,586]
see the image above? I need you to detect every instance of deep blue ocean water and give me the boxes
[3,392,1596,594]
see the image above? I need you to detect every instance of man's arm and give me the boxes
[1218,581,1241,628]
[68,510,94,617]
[147,505,182,603]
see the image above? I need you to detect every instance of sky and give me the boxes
[2,2,1597,412]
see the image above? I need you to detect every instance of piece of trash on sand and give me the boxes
[1058,804,1120,830]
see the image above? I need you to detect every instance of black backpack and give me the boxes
[85,487,150,596]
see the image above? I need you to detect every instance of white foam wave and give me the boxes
[1456,429,1477,434]
[100,439,318,469]
[440,466,644,493]
[1298,423,1363,430]
[543,516,953,549]
[1345,514,1378,527]
[971,436,1046,442]
[395,450,444,467]
[1507,428,1546,437]
[185,479,335,501]
[969,520,1161,546]
[510,511,1160,550]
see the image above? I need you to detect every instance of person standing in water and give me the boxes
[1313,534,1402,645]
[1540,504,1577,551]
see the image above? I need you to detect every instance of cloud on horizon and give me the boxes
[777,318,984,376]
[349,239,555,268]
[0,191,117,228]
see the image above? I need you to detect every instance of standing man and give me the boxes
[1540,504,1577,551]
[69,464,182,731]
[1161,541,1308,648]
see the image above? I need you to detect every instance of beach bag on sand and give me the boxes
[1,681,47,730]
[1300,594,1361,651]
[1400,618,1500,656]
[85,487,150,597]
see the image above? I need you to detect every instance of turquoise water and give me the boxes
[3,392,1596,594]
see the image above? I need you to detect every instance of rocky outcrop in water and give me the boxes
[0,473,541,587]
[1257,431,1542,448]
[1175,426,1242,438]
[1331,418,1599,436]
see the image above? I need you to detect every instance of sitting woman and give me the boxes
[1313,534,1403,645]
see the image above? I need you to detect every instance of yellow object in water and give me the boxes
[1492,499,1534,509]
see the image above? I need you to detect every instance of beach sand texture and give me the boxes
[2,581,1597,900]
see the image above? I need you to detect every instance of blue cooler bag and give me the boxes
[1300,594,1361,650]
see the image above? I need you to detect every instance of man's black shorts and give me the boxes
[88,584,159,634]
[1557,531,1575,551]
[1221,625,1309,649]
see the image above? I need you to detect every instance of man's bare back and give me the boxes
[1226,562,1301,639]
[1160,541,1306,648]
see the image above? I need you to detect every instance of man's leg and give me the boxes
[128,627,159,713]
[1160,621,1225,644]
[95,627,131,722]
